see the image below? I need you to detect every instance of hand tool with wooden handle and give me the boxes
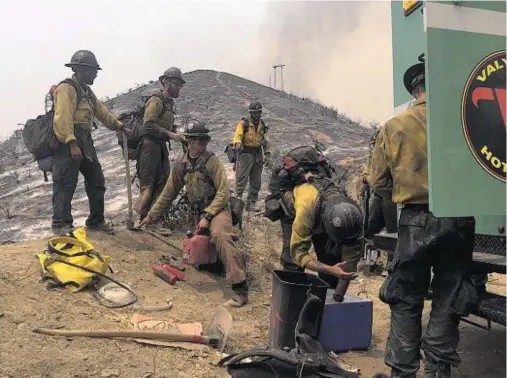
[33,306,233,351]
[122,131,135,230]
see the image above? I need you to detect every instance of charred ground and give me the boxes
[0,69,372,242]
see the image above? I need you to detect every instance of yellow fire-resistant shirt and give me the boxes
[142,95,175,140]
[53,75,122,144]
[290,182,321,268]
[370,99,429,204]
[232,118,271,154]
[148,152,230,221]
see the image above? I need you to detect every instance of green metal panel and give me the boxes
[426,29,505,216]
[391,0,425,108]
[438,1,506,12]
[425,2,506,238]
[391,1,506,237]
[475,215,506,236]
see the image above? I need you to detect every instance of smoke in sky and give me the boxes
[255,1,393,124]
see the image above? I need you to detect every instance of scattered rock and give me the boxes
[101,369,120,377]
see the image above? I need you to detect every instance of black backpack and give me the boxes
[116,94,166,159]
[22,79,83,161]
[264,146,337,223]
[241,117,268,135]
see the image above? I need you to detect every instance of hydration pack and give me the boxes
[116,94,167,160]
[22,79,83,162]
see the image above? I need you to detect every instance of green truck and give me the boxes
[374,0,506,328]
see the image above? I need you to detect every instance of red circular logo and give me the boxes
[462,50,506,182]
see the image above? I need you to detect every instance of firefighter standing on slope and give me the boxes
[282,147,363,292]
[370,56,476,378]
[136,67,186,235]
[140,120,249,307]
[232,101,271,211]
[51,50,127,235]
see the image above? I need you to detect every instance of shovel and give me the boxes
[33,306,233,352]
[122,132,135,230]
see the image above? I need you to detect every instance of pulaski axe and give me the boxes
[33,306,233,352]
[122,132,135,230]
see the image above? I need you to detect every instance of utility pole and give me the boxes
[273,66,277,89]
[273,64,286,91]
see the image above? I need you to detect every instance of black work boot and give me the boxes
[245,202,260,212]
[224,281,249,308]
[51,225,74,236]
[86,222,115,235]
[390,369,416,378]
[424,363,451,378]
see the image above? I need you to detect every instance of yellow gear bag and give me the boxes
[37,227,111,293]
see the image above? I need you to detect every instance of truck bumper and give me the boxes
[372,232,506,327]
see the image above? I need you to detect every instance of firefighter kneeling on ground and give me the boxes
[140,119,249,308]
[267,146,363,292]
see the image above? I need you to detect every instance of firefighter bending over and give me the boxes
[140,120,249,307]
[280,147,363,293]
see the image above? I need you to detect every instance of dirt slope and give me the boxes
[0,69,371,243]
[0,216,505,378]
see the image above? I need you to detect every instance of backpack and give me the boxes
[116,94,167,160]
[264,146,337,222]
[22,79,83,161]
[182,152,244,227]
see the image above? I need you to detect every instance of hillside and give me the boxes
[0,69,372,242]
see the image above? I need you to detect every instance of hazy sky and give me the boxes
[0,0,393,138]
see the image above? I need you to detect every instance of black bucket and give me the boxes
[268,270,329,350]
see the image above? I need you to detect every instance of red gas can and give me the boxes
[182,232,217,267]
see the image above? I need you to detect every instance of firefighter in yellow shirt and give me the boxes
[370,56,476,378]
[140,120,249,307]
[51,50,126,235]
[232,101,271,211]
[281,147,363,295]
